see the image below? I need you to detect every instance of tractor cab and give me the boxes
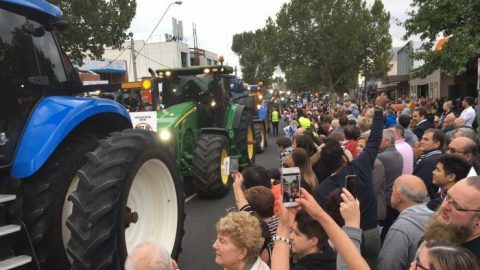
[0,2,78,169]
[155,66,233,127]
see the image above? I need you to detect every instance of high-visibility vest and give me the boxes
[271,111,280,122]
[299,116,311,128]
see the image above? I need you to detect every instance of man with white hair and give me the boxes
[125,242,178,270]
[377,128,404,241]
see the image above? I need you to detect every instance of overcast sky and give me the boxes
[129,0,413,71]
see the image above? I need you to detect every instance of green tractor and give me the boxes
[149,65,256,198]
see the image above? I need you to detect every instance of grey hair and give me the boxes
[383,129,396,145]
[456,128,477,142]
[125,242,172,270]
[397,184,428,204]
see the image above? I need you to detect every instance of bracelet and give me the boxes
[272,235,291,245]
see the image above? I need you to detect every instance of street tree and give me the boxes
[360,0,392,86]
[269,0,370,95]
[50,0,136,63]
[232,28,276,85]
[404,0,480,78]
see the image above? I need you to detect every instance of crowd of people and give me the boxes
[125,93,480,270]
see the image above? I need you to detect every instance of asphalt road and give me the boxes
[178,131,282,269]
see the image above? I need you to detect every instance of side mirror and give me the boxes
[53,20,69,31]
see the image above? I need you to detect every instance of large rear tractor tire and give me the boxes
[192,134,231,198]
[66,129,184,270]
[22,133,99,269]
[254,122,267,154]
[235,110,255,165]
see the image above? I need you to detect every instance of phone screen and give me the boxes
[282,168,301,207]
[345,175,357,196]
[229,157,239,174]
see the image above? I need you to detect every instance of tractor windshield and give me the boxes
[162,74,219,107]
[0,5,69,167]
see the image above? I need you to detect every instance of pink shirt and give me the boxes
[395,139,414,174]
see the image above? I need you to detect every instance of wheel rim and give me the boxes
[220,149,229,185]
[62,175,79,262]
[125,159,179,255]
[260,127,266,148]
[247,126,254,160]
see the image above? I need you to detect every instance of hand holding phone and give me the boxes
[229,156,239,175]
[222,156,239,175]
[281,167,301,207]
[344,175,357,197]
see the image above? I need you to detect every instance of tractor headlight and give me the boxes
[159,130,172,141]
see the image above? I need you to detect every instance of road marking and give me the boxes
[185,193,197,203]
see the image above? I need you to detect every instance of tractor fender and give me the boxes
[198,128,229,138]
[11,96,131,178]
[253,118,265,127]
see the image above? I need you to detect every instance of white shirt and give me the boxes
[467,166,477,177]
[460,106,476,127]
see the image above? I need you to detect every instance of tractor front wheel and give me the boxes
[66,129,184,269]
[192,134,230,198]
[235,110,255,165]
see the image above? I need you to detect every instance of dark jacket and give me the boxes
[413,120,433,140]
[316,110,383,230]
[463,236,480,260]
[413,150,442,199]
[377,146,404,205]
[292,246,336,270]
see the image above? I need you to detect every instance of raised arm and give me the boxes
[297,188,370,270]
[232,172,248,210]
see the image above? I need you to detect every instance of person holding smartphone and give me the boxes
[315,93,388,269]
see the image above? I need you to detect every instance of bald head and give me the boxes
[453,117,465,128]
[448,137,477,161]
[444,113,455,126]
[391,175,428,211]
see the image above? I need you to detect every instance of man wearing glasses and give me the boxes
[423,177,480,259]
[447,136,480,176]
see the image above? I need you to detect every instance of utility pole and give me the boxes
[131,38,138,81]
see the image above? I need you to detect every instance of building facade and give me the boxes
[80,40,219,82]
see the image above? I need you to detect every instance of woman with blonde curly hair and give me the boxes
[213,211,270,270]
[411,241,479,270]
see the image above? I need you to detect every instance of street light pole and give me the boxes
[132,1,182,81]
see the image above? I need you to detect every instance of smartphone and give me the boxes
[222,156,239,175]
[345,175,357,197]
[281,167,301,207]
[229,157,239,174]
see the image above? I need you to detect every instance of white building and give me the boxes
[81,40,220,82]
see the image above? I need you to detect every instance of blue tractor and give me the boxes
[0,1,184,269]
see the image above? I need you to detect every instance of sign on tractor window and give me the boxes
[130,111,157,132]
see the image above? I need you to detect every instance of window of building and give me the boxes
[181,52,188,67]
[207,59,212,65]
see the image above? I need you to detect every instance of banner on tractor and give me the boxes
[130,111,158,132]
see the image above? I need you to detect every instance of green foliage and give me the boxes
[231,28,276,85]
[232,0,392,95]
[404,0,480,78]
[50,0,136,63]
[360,0,392,80]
